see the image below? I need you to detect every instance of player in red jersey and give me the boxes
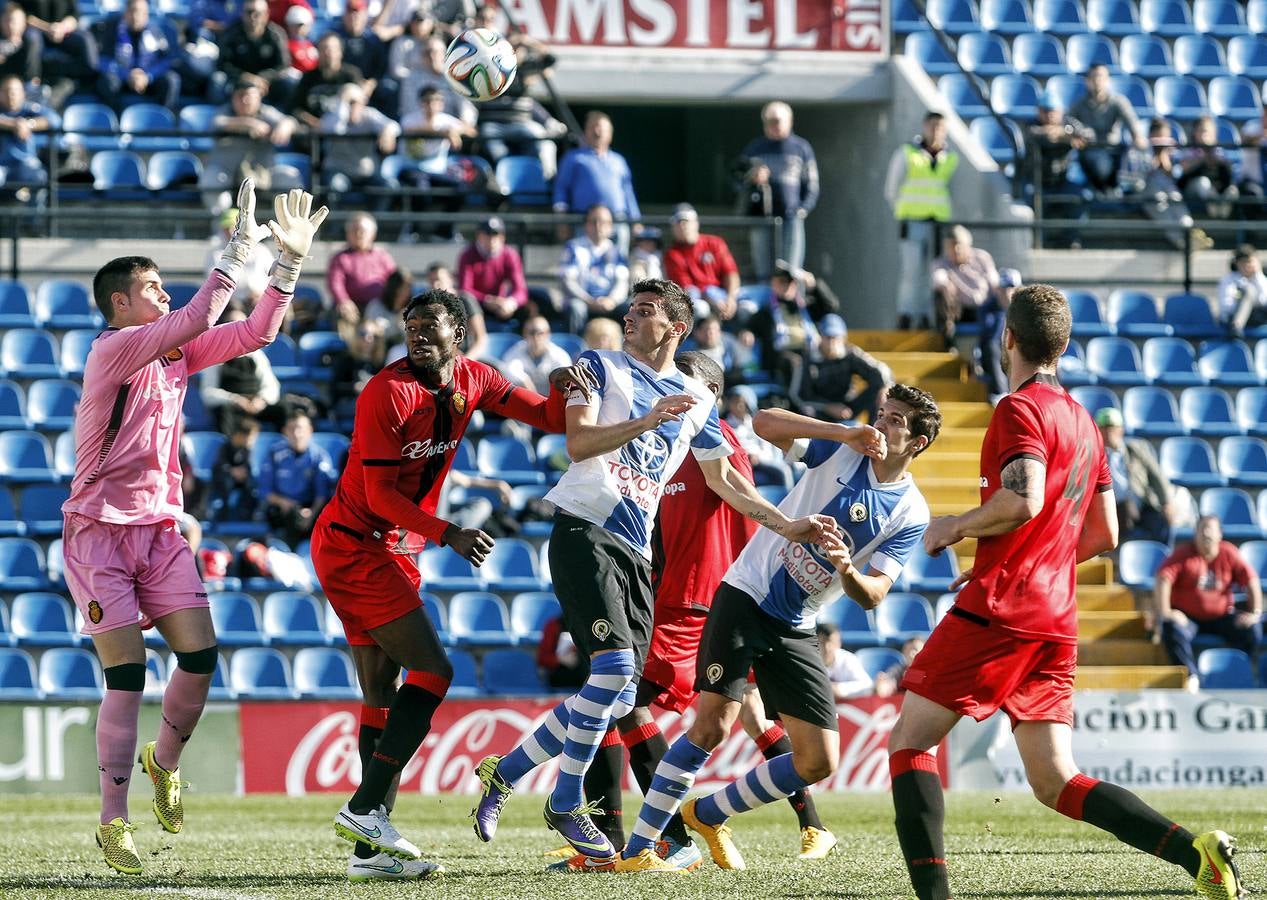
[314,288,593,881]
[887,284,1244,900]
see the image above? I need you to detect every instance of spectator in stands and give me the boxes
[557,203,629,334]
[1095,406,1175,545]
[456,215,528,328]
[199,77,297,214]
[386,10,432,83]
[203,206,275,311]
[210,416,260,523]
[201,308,286,432]
[1025,94,1093,246]
[537,613,585,689]
[885,111,957,331]
[326,210,397,322]
[1141,117,1202,252]
[582,315,621,352]
[629,224,662,283]
[976,267,1019,401]
[331,317,387,407]
[429,262,489,361]
[1153,514,1262,692]
[794,313,892,425]
[721,384,782,466]
[930,224,998,349]
[396,33,475,125]
[20,0,96,107]
[281,3,316,75]
[213,0,290,105]
[361,265,411,345]
[1068,63,1147,195]
[1219,244,1267,335]
[664,202,741,322]
[373,0,425,43]
[686,314,752,385]
[552,110,640,251]
[0,4,42,89]
[0,71,48,199]
[746,261,822,390]
[332,0,387,110]
[738,101,819,281]
[398,84,473,242]
[259,409,337,547]
[872,636,924,698]
[501,315,571,395]
[475,70,566,177]
[92,0,179,111]
[293,31,363,128]
[1239,107,1267,207]
[318,82,398,199]
[266,0,309,27]
[177,0,235,94]
[1178,116,1240,221]
[816,622,872,700]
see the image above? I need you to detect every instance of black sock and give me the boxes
[891,750,950,900]
[583,731,625,847]
[354,721,385,859]
[349,684,443,814]
[625,724,690,846]
[1060,775,1200,877]
[761,733,824,830]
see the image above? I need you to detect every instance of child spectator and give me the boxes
[259,411,337,547]
[210,416,260,523]
[817,621,872,700]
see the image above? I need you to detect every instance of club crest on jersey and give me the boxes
[592,619,612,641]
[705,663,723,684]
[87,600,103,624]
[848,502,868,523]
[452,392,467,415]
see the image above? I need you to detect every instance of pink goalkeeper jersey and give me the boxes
[62,269,291,525]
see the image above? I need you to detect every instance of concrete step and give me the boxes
[932,428,986,454]
[933,402,995,428]
[1074,665,1189,690]
[873,352,965,382]
[1079,639,1171,666]
[852,330,945,353]
[1079,611,1148,640]
[916,378,988,402]
[1076,584,1137,611]
[911,452,981,477]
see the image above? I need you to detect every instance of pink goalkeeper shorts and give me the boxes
[62,512,208,635]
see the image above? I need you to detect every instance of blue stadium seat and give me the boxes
[1197,647,1255,688]
[1140,0,1194,35]
[293,646,359,699]
[904,32,960,75]
[297,331,345,379]
[120,103,183,152]
[495,155,550,206]
[1086,0,1141,34]
[818,598,880,648]
[509,590,560,645]
[1164,293,1222,338]
[1066,289,1112,336]
[18,484,69,535]
[1107,289,1171,336]
[322,601,348,647]
[1200,487,1262,539]
[448,591,515,647]
[273,151,311,187]
[1236,386,1267,435]
[876,593,935,647]
[59,102,120,152]
[1071,384,1120,419]
[2,329,62,379]
[1086,336,1147,385]
[1013,32,1067,76]
[448,649,480,697]
[1034,0,1089,32]
[0,381,24,431]
[1252,0,1267,33]
[311,432,349,469]
[481,648,548,695]
[552,333,585,360]
[939,74,992,119]
[0,489,21,537]
[44,538,63,590]
[927,0,982,32]
[855,646,906,681]
[0,647,39,698]
[178,105,215,152]
[1122,385,1185,436]
[484,539,547,592]
[1209,76,1263,122]
[981,0,1035,32]
[262,591,326,646]
[0,431,58,483]
[905,545,960,592]
[39,647,102,700]
[894,0,929,31]
[1194,0,1245,37]
[418,546,484,591]
[991,73,1042,120]
[1174,34,1228,79]
[90,150,146,198]
[183,432,224,481]
[26,379,79,431]
[145,150,202,198]
[261,333,303,380]
[59,329,97,378]
[1181,386,1242,436]
[1120,32,1175,78]
[229,647,294,699]
[1111,74,1156,119]
[1240,539,1267,583]
[959,31,1013,76]
[969,117,1025,163]
[1067,32,1119,73]
[450,439,478,476]
[1142,337,1204,385]
[1218,436,1267,486]
[144,647,166,696]
[477,435,543,485]
[0,281,34,329]
[208,592,267,647]
[1198,340,1259,386]
[1153,75,1208,121]
[1117,540,1171,591]
[483,331,521,360]
[1214,117,1242,146]
[183,376,213,431]
[1160,436,1225,487]
[10,592,77,646]
[420,592,450,644]
[34,281,99,330]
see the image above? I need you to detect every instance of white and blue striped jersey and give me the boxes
[723,438,930,632]
[546,349,732,558]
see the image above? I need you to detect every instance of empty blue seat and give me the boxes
[1174,34,1228,79]
[1198,647,1255,688]
[1160,436,1225,487]
[1111,74,1156,119]
[293,646,359,699]
[262,332,303,380]
[323,600,348,647]
[1181,386,1242,436]
[0,538,47,591]
[2,330,61,379]
[495,155,551,206]
[1140,0,1194,35]
[39,647,102,700]
[418,546,484,591]
[1143,337,1204,385]
[818,598,880,647]
[855,646,906,681]
[969,116,1025,162]
[991,73,1042,120]
[0,381,25,431]
[178,104,217,152]
[208,592,266,647]
[1236,386,1267,435]
[311,432,350,469]
[419,592,449,644]
[1153,75,1208,120]
[927,0,982,32]
[1200,487,1261,539]
[481,648,548,695]
[448,649,480,697]
[1240,539,1267,583]
[0,431,58,483]
[483,539,547,592]
[1108,289,1171,336]
[26,379,79,431]
[894,0,929,31]
[10,592,76,646]
[1219,436,1267,486]
[1199,340,1259,386]
[183,431,225,481]
[146,150,203,197]
[1058,340,1091,387]
[981,0,1035,31]
[0,281,34,329]
[90,150,146,197]
[35,281,98,330]
[45,538,64,590]
[959,31,1013,76]
[1034,0,1089,32]
[59,329,97,378]
[1070,384,1120,417]
[1067,32,1119,73]
[448,591,515,647]
[476,434,543,485]
[1118,539,1171,590]
[0,647,39,698]
[1252,0,1267,33]
[509,590,560,644]
[939,74,991,119]
[0,488,21,537]
[19,484,69,535]
[1164,293,1222,338]
[905,545,961,592]
[1210,76,1263,122]
[1194,0,1245,37]
[1086,336,1148,385]
[229,647,294,699]
[144,647,166,696]
[1230,35,1267,80]
[1086,0,1141,34]
[904,31,960,75]
[59,102,120,152]
[262,591,326,646]
[876,593,935,646]
[120,103,182,152]
[1122,385,1185,436]
[1067,289,1112,336]
[296,331,345,379]
[1120,32,1174,78]
[1013,31,1067,76]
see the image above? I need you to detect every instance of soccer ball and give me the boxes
[443,28,517,102]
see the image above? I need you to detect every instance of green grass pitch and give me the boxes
[2,789,1262,898]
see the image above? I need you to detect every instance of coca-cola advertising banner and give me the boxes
[499,0,886,56]
[240,695,939,796]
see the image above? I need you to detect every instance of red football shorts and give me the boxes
[641,604,708,714]
[310,521,422,646]
[900,610,1077,728]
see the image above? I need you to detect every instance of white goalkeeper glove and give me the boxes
[214,178,272,280]
[266,188,330,294]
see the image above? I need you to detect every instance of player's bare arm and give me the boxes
[1075,487,1118,564]
[817,530,895,610]
[923,457,1047,554]
[753,408,887,459]
[698,454,840,542]
[563,393,696,462]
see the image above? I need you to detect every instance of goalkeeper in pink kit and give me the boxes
[60,180,328,875]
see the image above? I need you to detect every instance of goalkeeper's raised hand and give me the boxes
[214,178,272,279]
[267,188,330,292]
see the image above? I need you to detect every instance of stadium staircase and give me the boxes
[853,329,1188,689]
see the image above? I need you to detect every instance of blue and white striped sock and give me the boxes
[623,736,712,858]
[693,752,810,826]
[496,697,572,786]
[549,649,635,811]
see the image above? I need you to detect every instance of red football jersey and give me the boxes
[663,235,739,294]
[954,374,1112,643]
[651,421,757,612]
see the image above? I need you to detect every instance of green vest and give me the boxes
[895,143,957,222]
